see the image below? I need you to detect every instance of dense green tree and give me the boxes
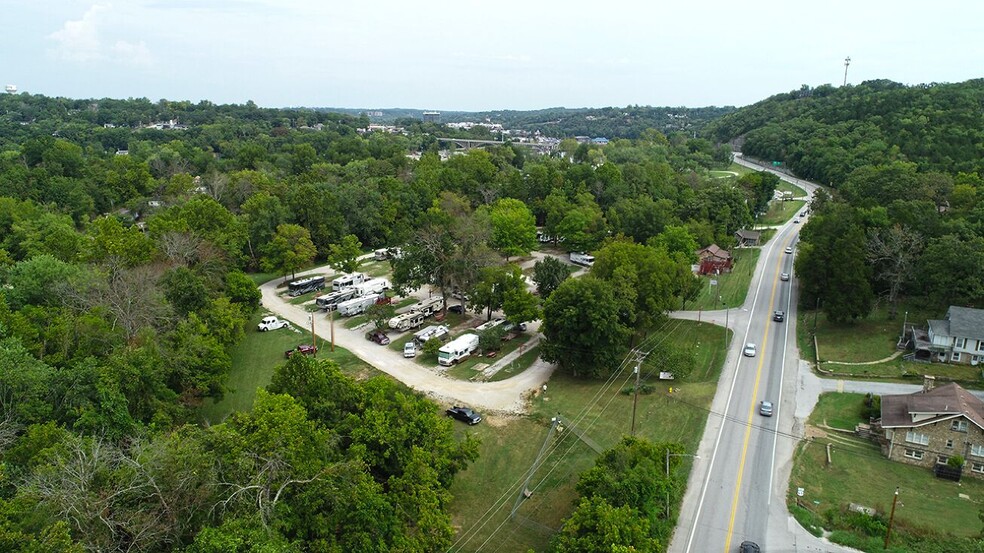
[796,203,874,323]
[541,277,630,378]
[550,496,658,553]
[917,234,984,308]
[262,224,318,282]
[469,264,525,321]
[487,198,537,259]
[532,255,573,298]
[327,233,364,273]
[160,266,210,316]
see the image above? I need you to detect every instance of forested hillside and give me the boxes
[707,79,984,186]
[0,91,767,551]
[705,79,984,319]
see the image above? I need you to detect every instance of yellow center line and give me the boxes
[721,237,793,552]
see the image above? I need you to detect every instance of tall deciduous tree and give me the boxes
[327,233,364,273]
[866,224,923,318]
[541,277,630,378]
[487,198,537,259]
[532,255,573,298]
[262,223,317,282]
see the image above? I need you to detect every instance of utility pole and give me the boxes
[630,351,646,436]
[329,309,335,352]
[309,315,317,357]
[884,487,899,549]
[843,56,851,86]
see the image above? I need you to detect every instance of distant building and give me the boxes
[422,111,440,123]
[696,244,733,275]
[734,229,761,247]
[591,137,609,145]
[908,306,984,365]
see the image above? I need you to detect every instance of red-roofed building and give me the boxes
[696,244,733,275]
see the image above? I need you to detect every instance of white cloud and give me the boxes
[47,3,153,66]
[48,3,109,62]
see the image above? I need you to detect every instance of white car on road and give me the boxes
[743,343,757,357]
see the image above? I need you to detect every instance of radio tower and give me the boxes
[843,56,851,86]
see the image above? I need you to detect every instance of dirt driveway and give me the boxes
[259,266,555,413]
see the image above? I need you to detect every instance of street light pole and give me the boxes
[884,487,899,549]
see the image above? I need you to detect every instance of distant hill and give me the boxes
[705,78,984,185]
[318,105,737,139]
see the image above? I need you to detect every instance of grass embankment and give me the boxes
[797,303,981,386]
[759,199,806,225]
[200,311,378,424]
[687,248,761,311]
[790,393,984,551]
[776,179,808,198]
[448,319,730,552]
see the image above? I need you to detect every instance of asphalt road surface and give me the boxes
[669,156,860,553]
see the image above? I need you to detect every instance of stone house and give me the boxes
[878,380,984,478]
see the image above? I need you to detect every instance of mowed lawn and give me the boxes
[688,248,761,311]
[809,304,938,364]
[790,393,984,542]
[200,311,378,424]
[448,319,729,552]
[759,199,806,225]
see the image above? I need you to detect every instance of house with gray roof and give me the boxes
[922,306,984,366]
[878,380,984,478]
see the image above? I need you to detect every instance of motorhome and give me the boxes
[288,275,326,296]
[569,252,595,267]
[315,288,358,311]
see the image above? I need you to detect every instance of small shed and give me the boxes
[696,244,733,275]
[735,229,761,247]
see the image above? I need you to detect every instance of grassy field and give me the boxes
[487,345,543,382]
[789,393,984,546]
[809,304,936,363]
[776,180,808,198]
[199,312,378,424]
[759,199,806,225]
[811,392,868,430]
[448,319,730,552]
[688,248,761,311]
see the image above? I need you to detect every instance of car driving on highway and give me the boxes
[743,343,757,357]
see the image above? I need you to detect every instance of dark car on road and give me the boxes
[739,541,761,553]
[773,310,785,322]
[446,406,482,425]
[285,344,317,358]
[366,330,391,345]
[448,304,465,314]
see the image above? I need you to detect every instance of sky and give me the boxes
[2,0,982,111]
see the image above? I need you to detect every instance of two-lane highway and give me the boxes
[671,155,859,553]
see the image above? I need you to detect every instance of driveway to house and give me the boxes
[258,263,555,414]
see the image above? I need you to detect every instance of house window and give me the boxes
[952,352,962,362]
[937,455,950,465]
[973,463,984,474]
[972,445,984,458]
[977,340,984,352]
[952,420,969,432]
[955,338,967,349]
[905,431,929,445]
[947,439,954,449]
[904,449,924,460]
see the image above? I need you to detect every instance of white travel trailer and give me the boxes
[337,293,380,316]
[438,334,480,366]
[332,272,368,291]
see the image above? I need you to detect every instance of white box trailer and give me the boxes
[354,278,390,297]
[315,288,358,311]
[438,334,480,366]
[332,272,368,291]
[413,324,450,345]
[337,293,381,316]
